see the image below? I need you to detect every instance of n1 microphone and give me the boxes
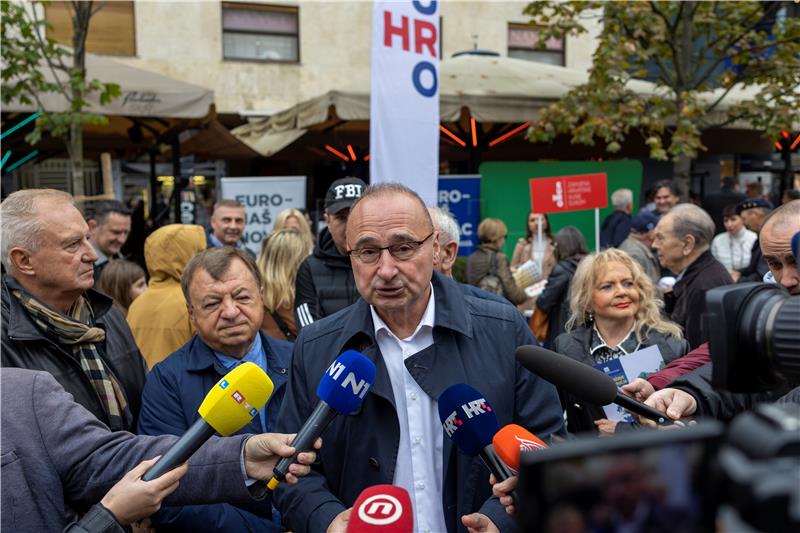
[438,384,517,504]
[515,345,678,426]
[143,362,274,481]
[268,350,376,489]
[492,423,548,472]
[346,484,414,533]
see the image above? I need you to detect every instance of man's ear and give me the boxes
[87,219,98,232]
[683,235,697,255]
[8,247,35,277]
[441,241,459,272]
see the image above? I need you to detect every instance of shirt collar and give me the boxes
[92,243,109,264]
[370,283,435,341]
[214,333,264,370]
[589,323,639,356]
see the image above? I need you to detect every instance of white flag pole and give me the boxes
[595,207,600,252]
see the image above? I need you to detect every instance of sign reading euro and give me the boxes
[529,173,609,214]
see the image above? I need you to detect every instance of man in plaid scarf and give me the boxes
[1,189,146,430]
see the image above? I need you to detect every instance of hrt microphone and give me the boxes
[143,362,274,481]
[268,350,376,489]
[346,484,414,533]
[438,383,516,506]
[492,423,548,472]
[515,345,678,426]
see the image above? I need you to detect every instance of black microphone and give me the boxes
[515,345,679,427]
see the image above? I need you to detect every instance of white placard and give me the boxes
[220,176,306,255]
[370,0,440,205]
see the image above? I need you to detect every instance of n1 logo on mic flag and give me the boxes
[371,0,440,206]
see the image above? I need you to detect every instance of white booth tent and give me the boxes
[232,53,766,158]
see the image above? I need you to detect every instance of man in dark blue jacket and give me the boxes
[600,188,633,248]
[274,183,564,533]
[138,247,293,531]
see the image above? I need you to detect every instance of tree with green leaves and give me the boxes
[1,0,120,196]
[523,1,800,197]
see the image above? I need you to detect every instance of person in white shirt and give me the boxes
[710,204,757,274]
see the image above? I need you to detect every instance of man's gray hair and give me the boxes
[669,203,715,250]
[611,188,633,210]
[428,207,460,245]
[1,189,73,268]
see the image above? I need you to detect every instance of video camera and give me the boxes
[516,233,800,532]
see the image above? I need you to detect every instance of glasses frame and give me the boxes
[347,230,435,264]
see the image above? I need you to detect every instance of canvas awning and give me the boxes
[232,53,769,158]
[5,52,213,119]
[231,54,661,157]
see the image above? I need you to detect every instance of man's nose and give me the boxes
[220,297,240,318]
[375,249,399,278]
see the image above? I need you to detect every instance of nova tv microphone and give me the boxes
[515,345,678,426]
[492,423,548,472]
[438,384,517,504]
[143,361,274,481]
[268,350,376,489]
[346,484,414,533]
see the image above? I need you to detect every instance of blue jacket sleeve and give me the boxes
[482,312,566,531]
[137,365,280,532]
[272,335,347,533]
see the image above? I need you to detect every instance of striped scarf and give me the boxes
[11,288,131,430]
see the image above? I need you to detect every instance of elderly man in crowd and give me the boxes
[87,200,132,281]
[653,203,733,348]
[0,189,146,431]
[600,188,633,248]
[275,183,564,533]
[207,199,253,256]
[138,247,293,531]
[619,211,661,284]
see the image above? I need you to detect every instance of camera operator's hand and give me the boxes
[621,378,656,402]
[641,388,697,427]
[243,433,320,483]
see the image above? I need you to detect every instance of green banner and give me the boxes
[479,160,643,255]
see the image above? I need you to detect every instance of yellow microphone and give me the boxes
[143,362,274,481]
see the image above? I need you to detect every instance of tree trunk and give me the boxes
[69,1,92,197]
[673,154,692,201]
[69,122,84,196]
[673,3,695,201]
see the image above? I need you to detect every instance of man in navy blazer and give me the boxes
[274,183,564,533]
[138,247,293,531]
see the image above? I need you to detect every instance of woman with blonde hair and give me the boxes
[257,229,309,341]
[272,207,314,254]
[552,248,689,434]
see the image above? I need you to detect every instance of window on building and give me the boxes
[45,1,136,57]
[222,3,299,62]
[507,23,564,66]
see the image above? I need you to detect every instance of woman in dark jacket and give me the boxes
[552,248,690,434]
[466,217,529,305]
[535,226,589,344]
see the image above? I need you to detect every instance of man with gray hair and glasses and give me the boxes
[652,203,733,348]
[1,189,146,431]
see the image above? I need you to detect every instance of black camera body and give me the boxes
[705,282,800,393]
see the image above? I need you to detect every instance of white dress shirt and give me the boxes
[370,285,446,533]
[711,227,757,271]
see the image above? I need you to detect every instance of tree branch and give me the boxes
[25,4,71,101]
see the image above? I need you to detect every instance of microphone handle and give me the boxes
[480,444,518,507]
[143,418,217,481]
[270,401,337,486]
[614,392,674,427]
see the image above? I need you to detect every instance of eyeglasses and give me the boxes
[348,231,434,264]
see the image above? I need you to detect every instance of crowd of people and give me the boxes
[1,174,797,532]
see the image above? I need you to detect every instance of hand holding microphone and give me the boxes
[143,362,274,481]
[268,350,376,490]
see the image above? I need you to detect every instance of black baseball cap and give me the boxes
[735,197,772,214]
[324,177,366,214]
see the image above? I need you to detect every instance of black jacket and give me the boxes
[536,256,582,343]
[737,237,769,282]
[600,210,631,248]
[671,363,791,421]
[553,326,690,434]
[294,227,360,331]
[1,277,147,431]
[664,251,733,349]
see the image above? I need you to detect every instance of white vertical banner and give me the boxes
[370,0,440,205]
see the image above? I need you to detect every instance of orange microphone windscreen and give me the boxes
[492,423,548,471]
